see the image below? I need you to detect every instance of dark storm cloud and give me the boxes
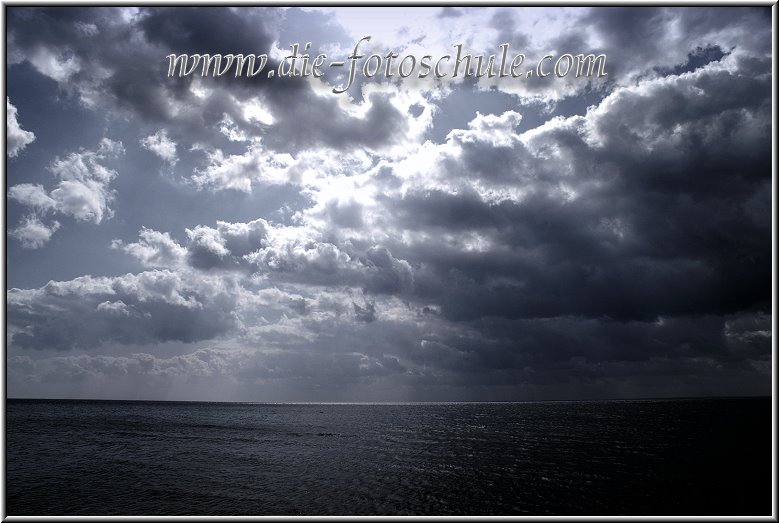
[400,100,765,325]
[7,7,197,121]
[489,9,529,49]
[7,306,769,400]
[352,301,377,323]
[139,6,411,152]
[476,6,771,102]
[6,7,407,154]
[656,45,728,77]
[322,199,365,229]
[581,7,671,73]
[438,7,463,18]
[580,6,770,82]
[261,87,408,152]
[138,7,279,56]
[403,313,770,376]
[9,42,769,378]
[7,271,242,351]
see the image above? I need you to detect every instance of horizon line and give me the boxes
[5,394,771,405]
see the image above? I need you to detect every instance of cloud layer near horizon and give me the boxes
[5,6,771,401]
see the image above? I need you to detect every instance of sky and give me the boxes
[4,6,773,402]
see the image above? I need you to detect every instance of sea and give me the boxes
[4,397,770,516]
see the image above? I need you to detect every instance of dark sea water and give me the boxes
[5,397,770,516]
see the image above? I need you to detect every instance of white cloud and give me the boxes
[47,138,124,223]
[8,138,124,247]
[8,183,56,212]
[96,300,133,316]
[140,129,178,165]
[10,216,61,249]
[27,47,82,82]
[451,110,523,147]
[112,228,187,268]
[192,141,295,192]
[7,97,35,157]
